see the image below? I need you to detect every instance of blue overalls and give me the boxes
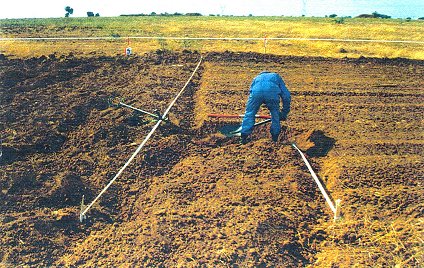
[241,71,291,138]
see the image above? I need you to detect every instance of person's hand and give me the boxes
[279,112,287,121]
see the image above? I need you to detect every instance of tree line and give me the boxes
[64,6,422,20]
[64,6,99,17]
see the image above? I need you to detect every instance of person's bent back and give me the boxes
[240,71,291,144]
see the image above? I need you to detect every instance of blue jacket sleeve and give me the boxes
[277,75,291,118]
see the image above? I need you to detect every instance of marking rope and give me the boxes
[1,36,423,44]
[291,143,341,221]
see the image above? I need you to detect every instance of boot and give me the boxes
[240,134,249,145]
[272,133,279,143]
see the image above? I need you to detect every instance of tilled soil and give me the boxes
[1,51,423,267]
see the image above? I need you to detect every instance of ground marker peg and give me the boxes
[334,199,342,222]
[125,37,132,56]
[80,195,87,222]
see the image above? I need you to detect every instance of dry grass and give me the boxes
[312,215,423,267]
[1,16,423,59]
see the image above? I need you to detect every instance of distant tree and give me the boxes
[65,6,73,17]
[357,14,374,18]
[357,12,391,19]
[418,17,424,20]
[87,11,94,17]
[334,17,345,24]
[329,14,337,18]
[372,11,391,19]
[120,13,146,16]
[95,13,100,17]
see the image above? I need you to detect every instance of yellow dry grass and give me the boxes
[312,215,423,267]
[1,16,423,59]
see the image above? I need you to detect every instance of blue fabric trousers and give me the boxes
[241,93,281,137]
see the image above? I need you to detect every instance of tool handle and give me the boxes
[208,113,271,119]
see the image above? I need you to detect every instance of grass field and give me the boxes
[1,16,423,59]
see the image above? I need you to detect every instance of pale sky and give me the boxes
[0,0,423,19]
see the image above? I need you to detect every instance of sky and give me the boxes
[0,0,423,19]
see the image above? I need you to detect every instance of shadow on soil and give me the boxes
[305,130,336,157]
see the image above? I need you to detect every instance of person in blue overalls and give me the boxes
[240,71,291,144]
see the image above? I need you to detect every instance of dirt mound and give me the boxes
[59,138,323,267]
[294,129,336,157]
[38,173,93,208]
[205,51,288,64]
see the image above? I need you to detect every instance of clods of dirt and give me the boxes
[294,129,336,157]
[38,172,93,208]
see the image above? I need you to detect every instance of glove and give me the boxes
[279,111,287,121]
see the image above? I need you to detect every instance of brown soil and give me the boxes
[1,51,423,267]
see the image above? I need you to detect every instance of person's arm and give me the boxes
[249,76,257,93]
[280,89,291,120]
[277,75,291,120]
